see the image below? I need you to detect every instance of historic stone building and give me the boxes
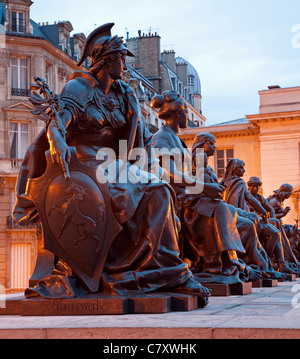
[0,0,87,292]
[180,85,300,226]
[125,32,206,129]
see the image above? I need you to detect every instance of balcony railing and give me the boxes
[0,159,23,173]
[11,88,31,97]
[7,216,37,230]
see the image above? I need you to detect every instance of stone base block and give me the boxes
[203,283,231,297]
[262,279,278,287]
[230,282,252,295]
[251,279,263,288]
[278,274,297,282]
[0,292,207,316]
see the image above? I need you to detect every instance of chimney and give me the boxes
[268,85,281,90]
[161,50,176,72]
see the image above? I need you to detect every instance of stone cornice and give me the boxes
[5,34,82,70]
[246,110,300,124]
[179,123,259,142]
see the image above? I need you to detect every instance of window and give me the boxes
[11,57,30,96]
[12,11,25,33]
[10,243,31,290]
[10,122,29,159]
[188,76,194,85]
[178,82,182,94]
[171,78,176,90]
[46,64,53,89]
[216,148,234,178]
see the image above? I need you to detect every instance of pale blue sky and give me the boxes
[30,0,300,125]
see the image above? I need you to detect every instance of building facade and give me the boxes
[180,85,300,226]
[0,0,88,292]
[125,32,206,129]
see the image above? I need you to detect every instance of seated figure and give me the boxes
[247,177,298,274]
[191,134,272,276]
[223,160,287,278]
[268,184,300,271]
[268,184,293,220]
[152,91,261,285]
[13,23,211,299]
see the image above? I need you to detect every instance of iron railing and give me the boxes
[11,88,31,97]
[7,216,37,230]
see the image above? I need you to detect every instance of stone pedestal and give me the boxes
[0,292,208,316]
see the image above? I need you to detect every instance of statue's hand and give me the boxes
[49,139,71,180]
[246,211,260,224]
[203,183,224,199]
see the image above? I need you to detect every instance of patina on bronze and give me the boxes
[13,23,211,301]
[247,177,299,275]
[190,133,272,280]
[152,92,261,285]
[223,160,296,278]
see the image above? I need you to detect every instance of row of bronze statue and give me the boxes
[12,23,300,302]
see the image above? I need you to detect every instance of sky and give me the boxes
[30,0,300,125]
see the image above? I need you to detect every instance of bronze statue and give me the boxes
[13,23,211,300]
[152,92,261,285]
[268,184,293,220]
[191,134,277,277]
[267,183,300,272]
[222,160,290,278]
[247,177,299,274]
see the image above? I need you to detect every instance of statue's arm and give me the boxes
[47,109,73,178]
[245,190,267,217]
[161,156,224,199]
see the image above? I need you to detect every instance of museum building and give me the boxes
[180,85,300,227]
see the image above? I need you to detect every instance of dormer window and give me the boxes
[188,76,194,85]
[12,11,25,33]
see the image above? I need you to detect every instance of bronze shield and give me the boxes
[26,148,122,293]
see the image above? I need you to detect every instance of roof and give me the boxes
[210,117,250,127]
[129,67,155,90]
[30,19,47,38]
[176,56,201,96]
[0,2,6,26]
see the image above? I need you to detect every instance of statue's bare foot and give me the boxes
[249,268,262,281]
[173,276,211,297]
[279,262,298,275]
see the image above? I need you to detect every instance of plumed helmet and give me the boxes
[77,22,134,67]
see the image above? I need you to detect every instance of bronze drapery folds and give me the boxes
[13,23,211,300]
[223,160,299,277]
[152,92,263,285]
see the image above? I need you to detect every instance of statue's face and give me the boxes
[284,192,292,200]
[107,52,127,80]
[203,139,216,157]
[249,184,260,196]
[234,165,245,177]
[178,103,189,129]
